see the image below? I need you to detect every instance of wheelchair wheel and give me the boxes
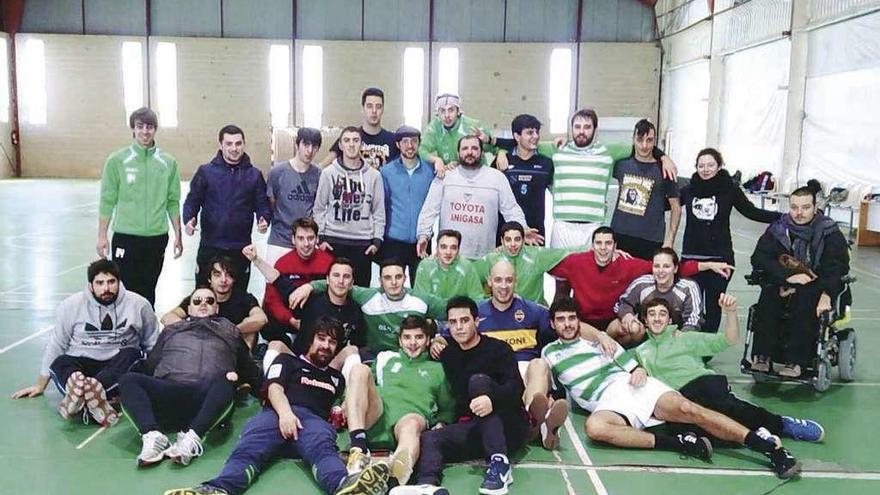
[813,358,832,392]
[838,330,856,382]
[753,372,770,383]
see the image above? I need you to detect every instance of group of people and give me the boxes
[9,85,851,495]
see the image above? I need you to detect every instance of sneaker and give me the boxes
[58,372,87,420]
[540,399,569,450]
[479,453,513,495]
[163,485,229,495]
[335,461,390,495]
[389,449,413,486]
[781,416,825,442]
[82,377,119,426]
[346,447,371,475]
[778,364,802,378]
[767,447,801,479]
[751,356,771,373]
[676,432,713,462]
[165,429,204,466]
[388,485,450,495]
[527,393,550,441]
[756,427,782,449]
[137,430,170,467]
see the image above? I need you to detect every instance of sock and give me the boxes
[744,431,776,454]
[653,434,681,452]
[349,429,368,452]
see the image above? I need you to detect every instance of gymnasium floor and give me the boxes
[2,178,879,495]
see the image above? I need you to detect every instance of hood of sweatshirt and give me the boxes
[81,281,130,327]
[210,150,254,170]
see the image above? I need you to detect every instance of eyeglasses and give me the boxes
[191,296,216,306]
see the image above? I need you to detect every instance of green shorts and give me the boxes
[366,399,421,450]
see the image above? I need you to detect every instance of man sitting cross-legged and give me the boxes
[164,317,390,495]
[344,315,456,490]
[12,259,157,426]
[634,296,825,443]
[118,286,262,468]
[543,297,802,479]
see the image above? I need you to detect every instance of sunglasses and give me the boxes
[191,296,216,306]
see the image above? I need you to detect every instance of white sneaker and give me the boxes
[756,427,782,449]
[389,449,414,486]
[165,429,204,466]
[137,430,170,467]
[388,484,450,495]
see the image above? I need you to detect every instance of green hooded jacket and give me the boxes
[633,324,729,390]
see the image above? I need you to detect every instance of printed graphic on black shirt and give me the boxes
[331,175,372,223]
[618,173,656,216]
[361,143,391,170]
[691,196,718,221]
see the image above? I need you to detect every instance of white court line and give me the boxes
[514,462,880,481]
[551,447,578,495]
[563,416,609,495]
[0,325,52,354]
[728,378,880,388]
[0,262,88,296]
[76,425,108,450]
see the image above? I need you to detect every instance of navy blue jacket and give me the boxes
[380,157,434,243]
[183,152,272,250]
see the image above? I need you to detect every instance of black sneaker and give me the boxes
[768,447,801,479]
[336,461,390,495]
[676,432,713,462]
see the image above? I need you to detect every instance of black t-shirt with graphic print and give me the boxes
[610,157,679,244]
[264,353,345,418]
[330,127,399,169]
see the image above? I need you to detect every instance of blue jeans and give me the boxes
[208,406,347,495]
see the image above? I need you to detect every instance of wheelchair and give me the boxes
[740,272,857,392]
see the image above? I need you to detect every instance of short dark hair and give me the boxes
[190,285,217,299]
[633,119,656,138]
[446,296,478,319]
[361,87,385,105]
[500,221,524,238]
[652,247,680,268]
[380,258,405,274]
[399,314,433,339]
[292,217,319,236]
[571,108,598,129]
[457,135,482,152]
[87,259,120,283]
[296,127,322,148]
[592,226,615,242]
[512,114,542,135]
[696,147,724,168]
[310,316,344,346]
[791,184,819,205]
[639,297,673,323]
[340,125,362,139]
[129,107,158,129]
[208,255,238,281]
[219,124,246,143]
[437,229,462,244]
[549,297,580,319]
[330,257,356,276]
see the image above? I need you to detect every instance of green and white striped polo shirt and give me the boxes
[548,141,631,224]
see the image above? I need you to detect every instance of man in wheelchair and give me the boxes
[749,185,850,378]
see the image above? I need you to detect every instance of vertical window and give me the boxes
[438,47,459,96]
[0,38,9,123]
[548,48,572,134]
[301,45,323,128]
[402,47,425,129]
[155,42,178,128]
[269,44,291,128]
[121,41,144,125]
[21,38,47,125]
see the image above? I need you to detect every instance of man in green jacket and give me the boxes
[344,315,456,488]
[97,107,183,306]
[634,296,825,443]
[418,92,497,171]
[414,229,484,300]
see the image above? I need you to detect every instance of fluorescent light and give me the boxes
[21,38,47,125]
[438,47,458,96]
[0,38,8,123]
[301,45,323,128]
[549,48,572,134]
[269,44,291,128]
[121,41,144,125]
[403,47,425,129]
[155,42,178,128]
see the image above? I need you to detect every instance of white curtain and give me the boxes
[660,60,710,177]
[799,11,880,204]
[718,39,790,181]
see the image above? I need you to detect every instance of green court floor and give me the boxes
[2,179,879,495]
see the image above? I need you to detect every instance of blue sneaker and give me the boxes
[782,416,825,442]
[479,454,512,495]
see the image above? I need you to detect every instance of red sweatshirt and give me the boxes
[263,249,335,326]
[550,252,699,322]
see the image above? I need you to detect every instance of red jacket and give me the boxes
[263,250,334,327]
[550,252,699,322]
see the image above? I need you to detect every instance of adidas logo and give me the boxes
[287,181,313,202]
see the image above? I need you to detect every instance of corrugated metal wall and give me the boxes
[18,0,656,42]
